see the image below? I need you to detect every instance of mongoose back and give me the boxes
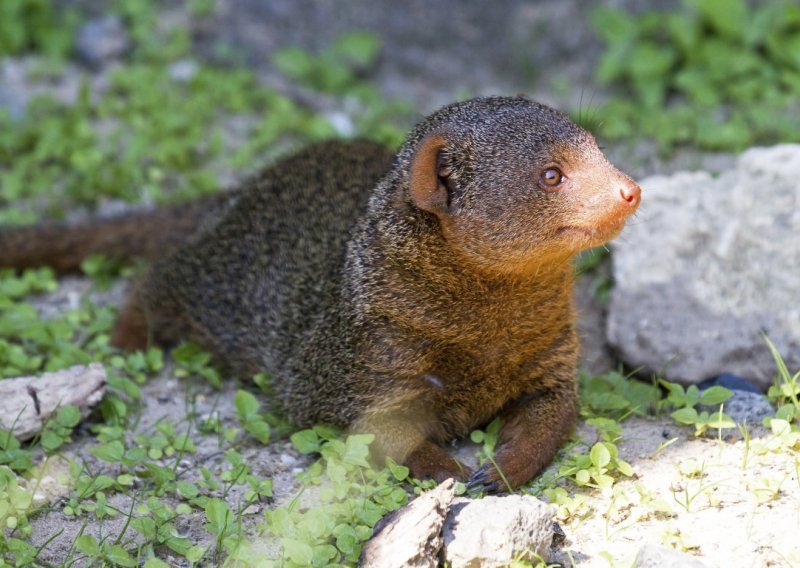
[0,96,641,491]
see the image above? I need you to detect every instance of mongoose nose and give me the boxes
[620,182,641,208]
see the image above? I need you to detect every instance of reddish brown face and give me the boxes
[542,140,641,250]
[431,134,641,274]
[405,98,641,276]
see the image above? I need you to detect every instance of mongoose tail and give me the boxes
[0,197,223,272]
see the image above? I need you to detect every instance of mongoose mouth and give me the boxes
[556,217,627,245]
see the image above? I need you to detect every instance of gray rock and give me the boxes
[0,59,32,120]
[0,87,27,121]
[0,56,104,119]
[700,390,774,430]
[442,494,555,567]
[169,59,199,83]
[75,15,129,68]
[210,0,603,112]
[360,478,455,568]
[634,543,711,567]
[608,145,800,389]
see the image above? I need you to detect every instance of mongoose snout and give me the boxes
[620,179,642,207]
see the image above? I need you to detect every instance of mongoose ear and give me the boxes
[409,132,455,215]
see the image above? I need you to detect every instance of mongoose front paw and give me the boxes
[466,447,540,493]
[405,441,472,483]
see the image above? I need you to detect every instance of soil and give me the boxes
[549,418,800,567]
[23,322,312,565]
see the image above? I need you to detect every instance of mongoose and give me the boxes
[0,96,640,491]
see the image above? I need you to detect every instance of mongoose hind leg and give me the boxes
[111,277,201,353]
[405,440,472,483]
[111,286,150,351]
[351,399,471,483]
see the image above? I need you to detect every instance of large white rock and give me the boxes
[442,495,555,567]
[608,145,800,389]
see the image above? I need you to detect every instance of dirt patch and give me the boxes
[549,417,800,567]
[26,368,311,565]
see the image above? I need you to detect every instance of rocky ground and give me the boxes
[2,1,799,566]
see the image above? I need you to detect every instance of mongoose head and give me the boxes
[400,96,640,275]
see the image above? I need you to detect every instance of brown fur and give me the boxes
[0,196,231,272]
[0,96,640,491]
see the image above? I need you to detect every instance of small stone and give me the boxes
[0,87,26,121]
[75,15,130,69]
[442,494,555,567]
[0,59,31,120]
[0,364,107,441]
[23,457,73,507]
[699,373,761,394]
[279,453,297,467]
[551,521,566,548]
[242,504,261,515]
[324,111,355,137]
[169,59,199,83]
[634,543,711,568]
[700,390,775,428]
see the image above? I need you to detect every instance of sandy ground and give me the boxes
[24,368,309,566]
[550,418,800,567]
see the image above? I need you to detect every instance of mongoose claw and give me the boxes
[465,468,489,488]
[466,464,502,494]
[466,480,499,494]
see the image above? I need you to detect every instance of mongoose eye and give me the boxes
[539,167,564,189]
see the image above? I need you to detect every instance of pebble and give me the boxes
[634,543,711,567]
[169,59,199,83]
[699,373,762,394]
[0,59,31,121]
[442,494,555,566]
[696,373,775,429]
[279,453,297,467]
[324,110,355,136]
[702,390,775,428]
[75,15,130,69]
